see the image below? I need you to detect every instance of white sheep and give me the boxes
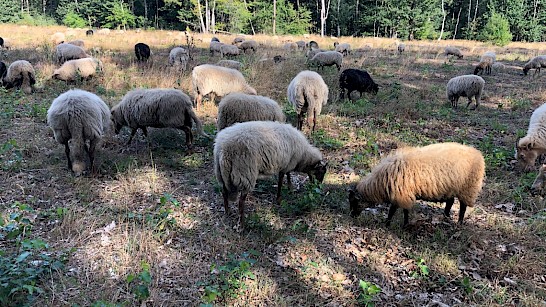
[474,51,496,75]
[66,40,85,48]
[192,64,257,110]
[515,103,546,171]
[232,37,245,45]
[287,70,329,131]
[168,47,189,70]
[349,142,485,226]
[216,59,242,71]
[522,55,546,76]
[52,58,103,82]
[210,41,223,56]
[444,46,464,59]
[56,43,90,64]
[446,75,485,109]
[217,93,286,131]
[47,89,110,176]
[334,42,351,56]
[306,48,324,59]
[97,29,110,35]
[238,40,258,53]
[214,121,328,227]
[111,88,207,149]
[295,40,307,50]
[397,43,406,54]
[308,51,343,71]
[220,44,240,57]
[3,60,36,94]
[51,32,65,44]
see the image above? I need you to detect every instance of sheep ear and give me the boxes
[527,142,534,150]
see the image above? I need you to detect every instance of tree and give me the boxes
[480,12,512,45]
[0,0,21,22]
[104,0,137,29]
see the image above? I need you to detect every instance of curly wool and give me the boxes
[216,59,242,71]
[474,51,496,75]
[309,51,343,71]
[516,103,546,170]
[168,47,189,69]
[238,40,258,53]
[217,93,285,131]
[56,43,90,64]
[210,41,223,55]
[52,58,103,81]
[446,75,485,109]
[221,44,240,57]
[334,42,351,56]
[287,70,329,131]
[3,60,36,94]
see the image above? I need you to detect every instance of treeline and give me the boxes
[1,0,544,44]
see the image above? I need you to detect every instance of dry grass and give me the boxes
[1,24,546,306]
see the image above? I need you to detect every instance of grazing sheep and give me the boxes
[217,93,286,130]
[232,37,245,45]
[492,62,506,71]
[238,40,258,53]
[111,88,207,149]
[283,42,298,51]
[56,43,90,64]
[66,40,85,48]
[287,70,329,131]
[214,121,328,227]
[295,40,306,50]
[168,46,189,70]
[273,55,286,63]
[3,60,36,94]
[522,55,546,76]
[309,51,343,71]
[0,61,6,85]
[334,42,351,56]
[47,89,110,176]
[515,103,546,171]
[308,41,319,49]
[531,164,546,195]
[221,44,240,57]
[349,142,485,226]
[306,48,324,59]
[210,41,223,56]
[397,43,406,54]
[134,43,151,62]
[192,64,257,110]
[216,59,242,70]
[446,75,485,109]
[474,51,496,75]
[51,32,65,44]
[444,46,464,59]
[339,68,378,99]
[97,29,110,35]
[211,37,220,43]
[86,29,94,36]
[52,58,103,82]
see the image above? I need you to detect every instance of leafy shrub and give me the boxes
[63,12,87,28]
[480,12,512,46]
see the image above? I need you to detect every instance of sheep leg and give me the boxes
[181,126,193,150]
[297,113,303,130]
[64,142,72,170]
[222,184,230,215]
[196,94,202,110]
[88,139,98,174]
[443,198,455,219]
[286,172,292,189]
[386,204,398,226]
[127,128,138,144]
[277,172,285,205]
[141,127,150,145]
[403,209,409,227]
[458,201,468,224]
[310,110,317,132]
[465,97,473,109]
[238,192,248,228]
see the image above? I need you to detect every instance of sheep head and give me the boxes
[348,188,364,217]
[531,164,546,196]
[522,67,530,75]
[306,160,328,184]
[110,108,124,134]
[516,139,539,171]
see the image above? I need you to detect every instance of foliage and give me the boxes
[411,258,430,278]
[126,193,180,239]
[254,0,313,34]
[480,12,513,46]
[104,1,137,29]
[357,279,382,306]
[0,0,20,23]
[126,261,152,301]
[63,11,88,28]
[0,139,23,171]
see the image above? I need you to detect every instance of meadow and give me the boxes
[1,24,546,306]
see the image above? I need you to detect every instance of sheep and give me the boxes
[308,41,319,49]
[232,37,245,45]
[492,62,506,71]
[111,88,207,149]
[339,68,378,99]
[308,51,343,71]
[0,61,6,85]
[522,55,546,76]
[0,37,4,48]
[216,59,242,71]
[349,142,485,227]
[446,75,485,110]
[51,32,65,44]
[283,42,298,51]
[515,103,546,171]
[273,55,286,63]
[56,43,90,64]
[168,46,189,70]
[531,164,546,195]
[334,42,351,56]
[221,44,240,57]
[214,121,328,227]
[86,29,94,36]
[135,43,151,62]
[306,48,324,59]
[192,64,257,110]
[474,51,496,75]
[210,41,223,56]
[97,29,110,35]
[217,93,286,131]
[287,70,329,131]
[211,37,220,43]
[3,60,36,94]
[444,46,464,59]
[397,43,406,54]
[237,40,258,53]
[52,58,103,82]
[295,40,306,50]
[47,89,110,176]
[66,40,85,48]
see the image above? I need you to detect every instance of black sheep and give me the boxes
[0,37,4,48]
[86,29,94,36]
[339,68,378,99]
[134,43,151,62]
[0,61,6,85]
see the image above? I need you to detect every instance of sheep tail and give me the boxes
[189,108,210,138]
[217,152,239,201]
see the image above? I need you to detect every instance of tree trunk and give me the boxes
[205,0,210,33]
[143,0,148,21]
[320,0,331,37]
[211,0,216,33]
[454,6,462,39]
[197,0,207,33]
[273,0,276,35]
[336,0,340,37]
[438,0,446,40]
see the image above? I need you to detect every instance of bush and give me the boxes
[63,12,87,28]
[480,12,512,46]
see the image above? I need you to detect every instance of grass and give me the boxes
[0,24,546,306]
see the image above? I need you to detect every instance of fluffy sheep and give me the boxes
[86,29,94,36]
[232,37,245,44]
[349,142,485,226]
[308,51,343,71]
[492,62,506,71]
[210,41,223,56]
[334,42,351,56]
[515,103,546,171]
[211,37,220,43]
[306,48,324,59]
[339,68,378,99]
[444,46,463,59]
[397,43,406,54]
[531,164,546,195]
[283,42,298,51]
[47,89,110,176]
[0,61,6,85]
[216,59,242,70]
[238,40,258,53]
[287,70,329,131]
[295,40,307,50]
[135,43,151,62]
[168,46,189,70]
[111,88,207,149]
[308,41,319,49]
[474,51,496,75]
[522,55,546,76]
[214,121,328,226]
[56,43,90,64]
[192,64,257,110]
[3,60,36,94]
[446,75,485,109]
[52,58,103,82]
[97,29,110,35]
[66,40,85,48]
[51,32,65,44]
[221,44,240,57]
[217,93,286,131]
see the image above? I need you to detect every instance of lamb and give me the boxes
[283,42,298,51]
[237,40,258,53]
[214,121,328,227]
[210,41,223,56]
[52,58,103,82]
[66,40,85,48]
[3,60,36,94]
[474,51,496,75]
[446,75,485,109]
[349,142,485,227]
[397,43,405,54]
[339,68,378,99]
[444,46,464,59]
[86,29,94,36]
[308,51,343,71]
[295,40,307,50]
[192,64,257,110]
[522,55,546,76]
[135,43,151,62]
[216,59,242,70]
[217,93,286,130]
[287,70,329,131]
[334,42,351,56]
[530,164,546,196]
[221,44,240,57]
[111,88,207,149]
[56,43,90,64]
[47,89,110,176]
[168,46,189,70]
[51,32,65,44]
[515,103,546,171]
